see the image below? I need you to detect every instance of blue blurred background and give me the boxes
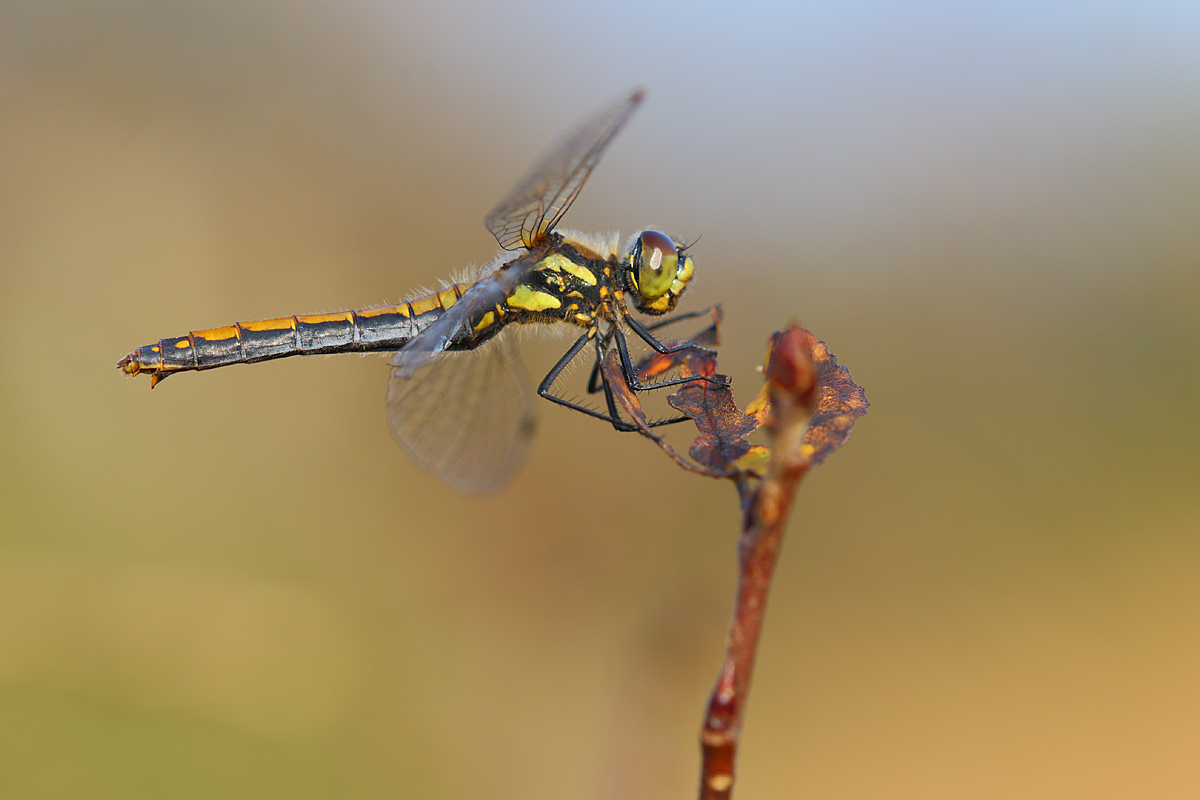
[2,1,1198,797]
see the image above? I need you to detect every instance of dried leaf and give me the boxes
[668,380,759,476]
[797,334,869,468]
[741,325,869,471]
[613,314,866,483]
[632,306,723,383]
[602,350,717,477]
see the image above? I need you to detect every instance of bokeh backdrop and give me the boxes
[3,1,1199,798]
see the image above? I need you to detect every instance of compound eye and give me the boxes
[633,230,679,300]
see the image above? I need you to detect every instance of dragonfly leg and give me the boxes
[538,330,639,431]
[540,329,692,431]
[642,304,721,333]
[624,313,718,358]
[613,324,729,393]
[584,304,723,395]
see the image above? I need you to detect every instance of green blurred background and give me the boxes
[3,1,1198,797]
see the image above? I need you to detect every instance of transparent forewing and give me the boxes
[386,333,536,494]
[485,89,644,251]
[391,251,539,379]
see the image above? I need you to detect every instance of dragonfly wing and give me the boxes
[386,332,536,494]
[390,252,541,378]
[485,89,644,251]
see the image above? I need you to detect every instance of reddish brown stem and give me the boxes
[698,326,821,800]
[699,468,806,799]
[598,319,866,800]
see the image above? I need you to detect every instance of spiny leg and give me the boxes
[538,329,639,430]
[585,304,724,394]
[540,328,694,431]
[612,324,728,393]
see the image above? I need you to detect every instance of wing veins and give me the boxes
[485,89,645,251]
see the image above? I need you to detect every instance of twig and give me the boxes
[604,320,867,799]
[699,326,821,799]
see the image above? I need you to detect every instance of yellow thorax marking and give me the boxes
[540,253,597,285]
[472,311,496,332]
[507,284,562,312]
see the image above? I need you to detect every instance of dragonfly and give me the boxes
[118,89,723,493]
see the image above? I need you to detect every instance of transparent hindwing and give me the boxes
[386,332,536,494]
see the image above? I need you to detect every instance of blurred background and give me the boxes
[2,1,1198,797]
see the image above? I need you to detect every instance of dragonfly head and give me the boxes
[624,230,694,316]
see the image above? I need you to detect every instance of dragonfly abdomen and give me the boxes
[118,285,469,386]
